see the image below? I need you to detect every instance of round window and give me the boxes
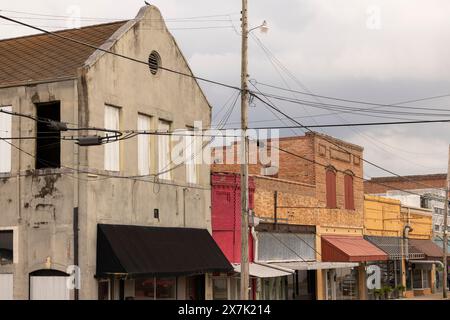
[148,51,161,75]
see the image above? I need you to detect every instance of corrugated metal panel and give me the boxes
[30,276,70,300]
[104,105,120,171]
[137,114,151,175]
[0,274,13,300]
[257,232,315,262]
[364,236,425,260]
[0,106,12,173]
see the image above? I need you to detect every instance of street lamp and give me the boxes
[249,20,269,34]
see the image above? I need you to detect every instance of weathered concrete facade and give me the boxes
[0,6,213,300]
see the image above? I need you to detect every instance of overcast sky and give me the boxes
[1,0,450,178]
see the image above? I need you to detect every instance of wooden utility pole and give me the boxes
[240,0,250,300]
[443,146,449,299]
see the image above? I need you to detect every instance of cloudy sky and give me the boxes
[1,0,450,178]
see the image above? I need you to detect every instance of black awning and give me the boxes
[96,224,232,278]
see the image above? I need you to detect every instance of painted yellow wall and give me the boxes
[364,195,432,239]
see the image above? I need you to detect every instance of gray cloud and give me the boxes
[1,0,449,177]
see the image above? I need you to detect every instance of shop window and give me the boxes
[134,277,176,300]
[326,168,337,208]
[0,230,13,265]
[344,173,355,210]
[0,106,12,173]
[36,102,61,169]
[212,278,228,300]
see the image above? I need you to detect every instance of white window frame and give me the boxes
[137,114,151,176]
[0,227,18,264]
[158,120,172,180]
[0,106,12,173]
[104,105,120,172]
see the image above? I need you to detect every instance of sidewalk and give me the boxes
[399,292,450,300]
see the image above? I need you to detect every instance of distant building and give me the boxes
[364,175,450,239]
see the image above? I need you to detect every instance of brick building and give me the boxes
[212,132,388,300]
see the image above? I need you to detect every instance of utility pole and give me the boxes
[443,146,449,299]
[240,0,250,301]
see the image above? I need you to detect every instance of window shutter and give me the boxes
[344,174,355,210]
[0,106,12,173]
[158,120,171,180]
[326,169,337,208]
[104,106,120,171]
[137,115,151,175]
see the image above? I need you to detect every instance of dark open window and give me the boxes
[326,168,337,209]
[0,230,13,265]
[36,102,61,169]
[344,173,355,210]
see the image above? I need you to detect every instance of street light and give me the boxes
[249,20,269,34]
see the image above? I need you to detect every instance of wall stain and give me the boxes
[34,175,60,199]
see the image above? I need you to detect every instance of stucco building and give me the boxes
[0,5,231,300]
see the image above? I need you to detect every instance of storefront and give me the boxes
[321,235,389,300]
[365,236,444,297]
[95,224,232,300]
[253,224,317,300]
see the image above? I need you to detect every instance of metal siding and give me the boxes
[0,106,12,173]
[30,276,70,300]
[257,232,316,262]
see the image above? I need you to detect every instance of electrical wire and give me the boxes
[0,14,242,92]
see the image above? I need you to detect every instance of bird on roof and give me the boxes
[144,1,150,5]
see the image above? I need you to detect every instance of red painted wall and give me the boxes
[212,173,255,264]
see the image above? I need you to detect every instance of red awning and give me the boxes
[322,235,388,262]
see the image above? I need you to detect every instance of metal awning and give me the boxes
[233,263,293,278]
[364,236,425,260]
[96,224,233,278]
[322,235,388,262]
[409,239,445,260]
[272,261,359,271]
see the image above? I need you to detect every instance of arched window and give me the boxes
[326,168,337,208]
[344,172,355,210]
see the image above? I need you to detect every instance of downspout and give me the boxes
[73,78,80,300]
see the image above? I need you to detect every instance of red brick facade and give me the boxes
[212,132,365,229]
[364,174,447,194]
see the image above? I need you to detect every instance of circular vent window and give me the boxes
[148,51,161,75]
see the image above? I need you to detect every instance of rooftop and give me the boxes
[0,21,127,88]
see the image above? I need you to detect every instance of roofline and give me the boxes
[0,20,127,43]
[366,173,447,183]
[82,5,212,110]
[0,76,76,89]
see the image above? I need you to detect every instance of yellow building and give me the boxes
[363,195,438,298]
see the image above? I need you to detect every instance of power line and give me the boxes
[273,144,446,202]
[0,14,242,91]
[255,80,450,111]
[250,90,447,192]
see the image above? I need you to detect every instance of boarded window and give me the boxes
[326,169,337,209]
[0,274,13,300]
[0,230,13,265]
[137,114,151,176]
[344,174,355,210]
[158,120,171,180]
[0,106,12,173]
[185,129,198,184]
[104,105,120,171]
[36,102,61,169]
